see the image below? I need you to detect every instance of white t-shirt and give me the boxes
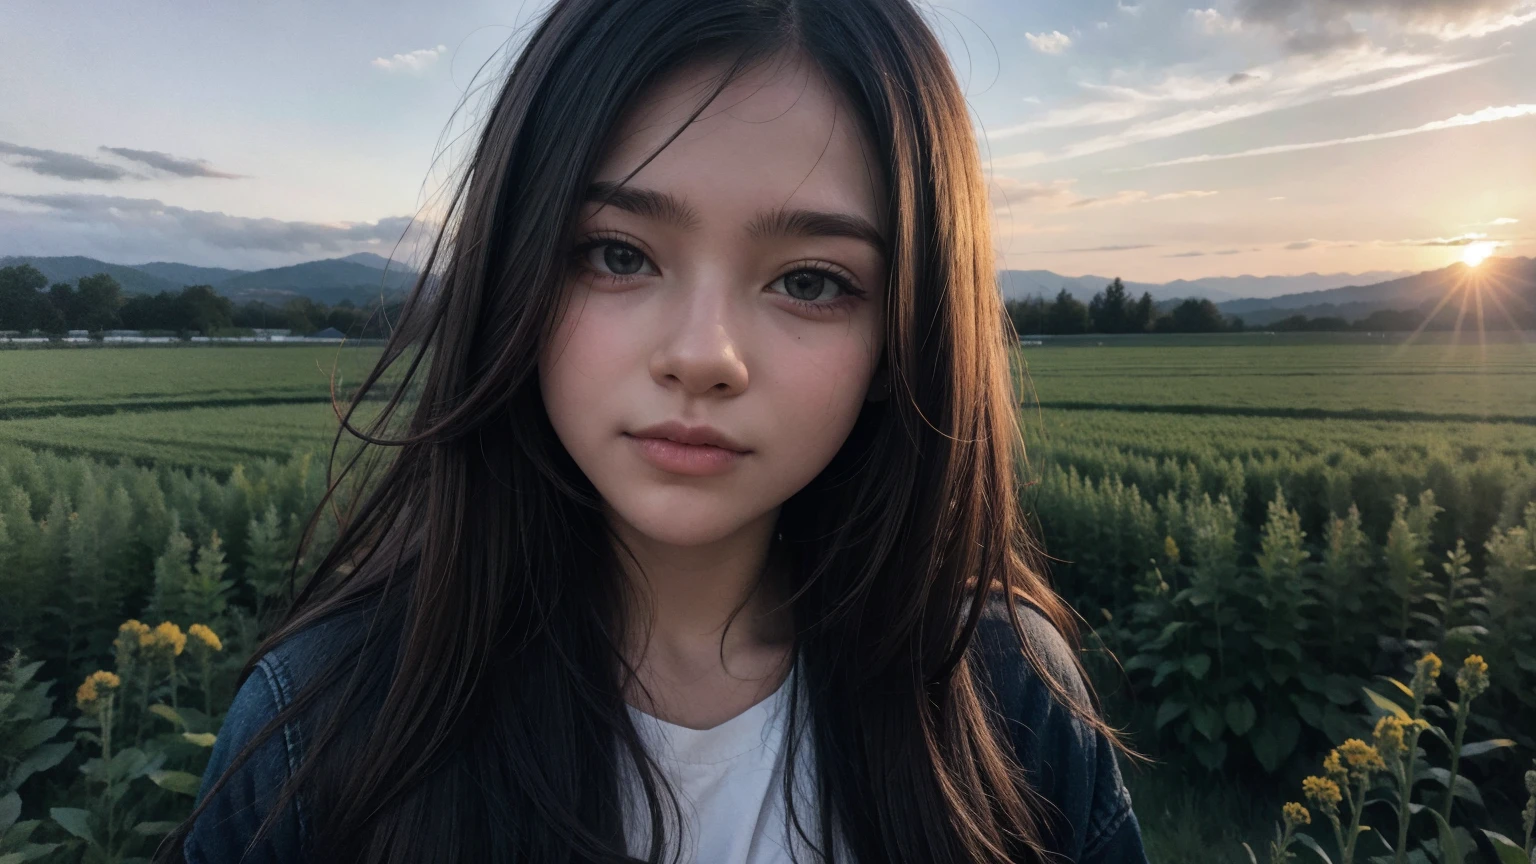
[619,666,835,863]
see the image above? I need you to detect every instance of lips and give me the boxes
[626,420,751,453]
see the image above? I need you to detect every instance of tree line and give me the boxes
[0,263,402,338]
[1006,278,1242,336]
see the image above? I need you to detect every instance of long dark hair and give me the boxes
[158,0,1121,861]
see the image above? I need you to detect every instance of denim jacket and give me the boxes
[185,599,1148,863]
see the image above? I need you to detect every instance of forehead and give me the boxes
[589,51,887,236]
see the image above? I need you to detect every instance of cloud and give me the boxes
[1165,251,1207,257]
[1026,31,1073,54]
[1216,249,1244,254]
[1280,232,1512,251]
[1269,196,1288,201]
[1118,1,1143,14]
[371,44,448,72]
[99,147,243,179]
[1233,0,1536,49]
[1228,72,1259,84]
[1488,217,1520,225]
[989,176,1218,211]
[1046,244,1157,253]
[989,177,1076,209]
[987,46,1480,170]
[0,141,134,181]
[1124,103,1536,170]
[0,193,423,257]
[1190,8,1244,34]
[1332,57,1495,96]
[1407,232,1489,246]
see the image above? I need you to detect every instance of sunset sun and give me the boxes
[1462,241,1497,267]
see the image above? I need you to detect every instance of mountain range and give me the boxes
[0,252,418,306]
[3,252,1531,326]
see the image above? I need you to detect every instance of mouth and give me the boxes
[625,421,751,453]
[623,432,750,476]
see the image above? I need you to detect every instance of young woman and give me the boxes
[162,0,1148,861]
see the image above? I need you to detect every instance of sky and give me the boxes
[0,0,1532,282]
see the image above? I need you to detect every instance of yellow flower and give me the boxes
[115,620,150,662]
[1412,652,1442,698]
[75,670,121,713]
[1337,738,1385,780]
[1323,750,1348,786]
[1303,775,1342,815]
[1456,655,1490,701]
[1373,716,1407,762]
[187,623,223,652]
[144,621,187,657]
[1163,536,1181,562]
[1283,802,1311,827]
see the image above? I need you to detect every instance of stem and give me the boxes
[1397,727,1423,863]
[1440,702,1469,823]
[1344,773,1370,864]
[1329,814,1347,863]
[169,657,178,711]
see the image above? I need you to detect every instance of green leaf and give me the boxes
[49,807,96,844]
[1155,701,1188,730]
[12,717,68,751]
[1241,841,1259,864]
[133,821,183,835]
[1479,830,1529,864]
[1382,678,1414,699]
[12,741,73,788]
[1421,768,1483,808]
[1324,675,1357,706]
[1295,832,1335,864]
[1152,660,1179,688]
[1191,739,1227,770]
[181,732,217,748]
[1190,703,1225,741]
[1122,655,1156,673]
[1426,809,1465,864]
[148,770,202,797]
[0,791,19,834]
[1361,687,1410,722]
[148,704,186,729]
[1457,739,1515,758]
[1225,698,1256,736]
[1183,654,1212,680]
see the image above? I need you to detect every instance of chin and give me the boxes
[606,492,760,548]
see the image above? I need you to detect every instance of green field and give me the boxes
[0,345,397,469]
[3,336,1534,862]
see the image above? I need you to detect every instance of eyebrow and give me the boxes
[584,180,888,260]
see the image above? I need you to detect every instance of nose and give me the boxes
[650,277,749,397]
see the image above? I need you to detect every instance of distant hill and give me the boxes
[0,255,179,295]
[132,261,249,286]
[1160,271,1410,301]
[1218,257,1536,325]
[1,254,419,305]
[215,258,417,299]
[337,252,414,271]
[997,270,1409,304]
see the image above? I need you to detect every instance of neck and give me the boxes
[606,505,795,719]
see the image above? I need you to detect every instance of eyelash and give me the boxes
[566,231,868,314]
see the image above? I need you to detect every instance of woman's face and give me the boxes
[538,51,888,550]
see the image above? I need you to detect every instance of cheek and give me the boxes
[537,294,624,450]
